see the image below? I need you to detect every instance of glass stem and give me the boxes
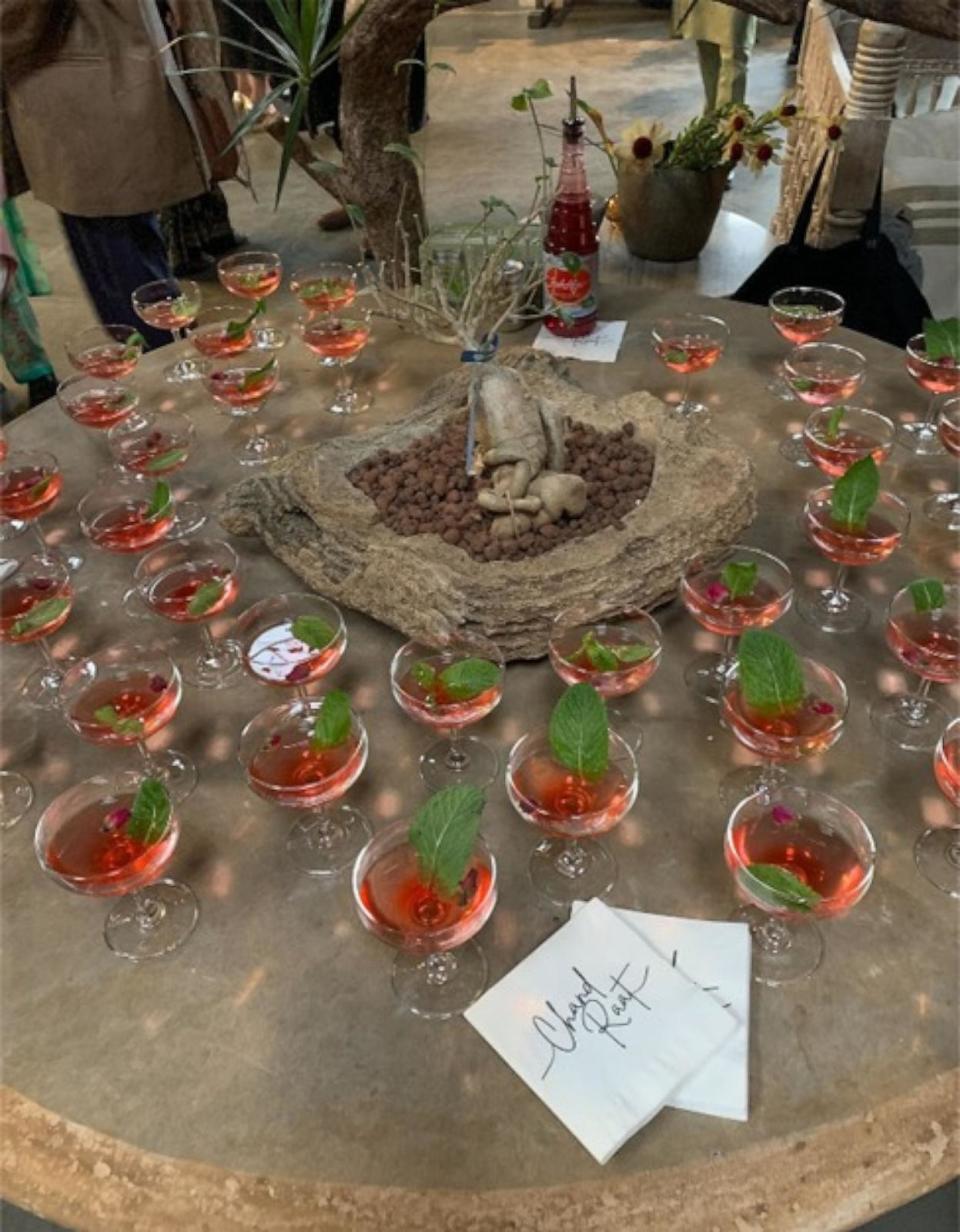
[35,637,58,671]
[923,392,940,426]
[719,635,736,675]
[444,726,470,771]
[756,761,783,800]
[680,371,691,410]
[200,623,220,664]
[336,364,353,396]
[422,952,458,986]
[823,566,850,611]
[554,839,590,880]
[754,915,794,955]
[136,740,161,778]
[133,886,166,931]
[901,676,934,724]
[30,521,47,553]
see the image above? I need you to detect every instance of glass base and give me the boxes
[235,432,288,468]
[104,879,199,961]
[327,387,372,416]
[732,904,823,985]
[121,586,155,623]
[607,705,643,753]
[164,357,208,385]
[143,748,198,803]
[923,493,960,531]
[797,585,869,634]
[391,941,488,1019]
[767,373,796,402]
[252,325,287,352]
[420,734,499,791]
[166,501,208,540]
[0,771,34,830]
[719,763,790,809]
[896,419,945,458]
[286,805,372,877]
[20,661,67,710]
[528,837,617,908]
[779,431,814,468]
[914,828,960,898]
[0,517,26,542]
[182,637,244,689]
[672,398,707,419]
[869,692,950,752]
[684,651,734,705]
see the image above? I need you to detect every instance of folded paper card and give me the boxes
[532,320,627,363]
[464,898,740,1164]
[572,903,751,1122]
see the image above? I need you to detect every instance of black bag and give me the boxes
[731,158,931,348]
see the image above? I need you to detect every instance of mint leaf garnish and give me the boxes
[781,304,822,318]
[226,299,265,340]
[241,356,277,392]
[825,405,845,441]
[122,331,146,360]
[408,784,485,897]
[187,579,226,617]
[10,596,69,637]
[28,476,53,502]
[577,631,619,672]
[548,683,609,781]
[412,660,438,689]
[790,376,814,393]
[144,448,187,473]
[310,689,352,750]
[923,317,960,362]
[664,348,688,365]
[291,614,335,651]
[93,705,145,737]
[438,657,501,701]
[721,560,758,600]
[126,778,171,845]
[738,629,804,717]
[614,642,652,664]
[742,863,822,913]
[145,481,172,520]
[909,578,945,613]
[830,455,878,532]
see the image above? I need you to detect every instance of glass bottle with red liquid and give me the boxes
[543,78,598,339]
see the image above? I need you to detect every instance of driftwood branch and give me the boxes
[717,0,959,39]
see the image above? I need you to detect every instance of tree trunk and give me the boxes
[717,0,959,39]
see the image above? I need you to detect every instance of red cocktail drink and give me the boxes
[291,265,357,313]
[0,570,72,644]
[144,561,239,622]
[239,594,347,692]
[58,377,138,431]
[804,491,906,566]
[934,719,960,809]
[0,462,62,520]
[802,406,895,477]
[67,324,144,380]
[219,261,281,299]
[300,318,370,363]
[651,313,729,417]
[67,670,180,746]
[80,487,175,553]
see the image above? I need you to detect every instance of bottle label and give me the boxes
[543,250,598,322]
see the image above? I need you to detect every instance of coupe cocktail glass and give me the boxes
[353,818,497,1018]
[78,470,177,554]
[36,774,199,960]
[898,332,960,457]
[297,309,372,415]
[925,397,960,530]
[870,582,959,752]
[107,409,205,538]
[66,323,144,380]
[290,263,358,314]
[0,548,74,708]
[725,785,874,985]
[0,698,39,829]
[506,725,638,906]
[651,313,729,417]
[0,448,83,569]
[134,538,243,689]
[781,342,866,467]
[767,287,844,401]
[916,719,960,897]
[239,695,370,875]
[204,355,286,467]
[57,374,139,434]
[799,484,909,634]
[390,631,504,790]
[188,302,257,361]
[132,277,204,384]
[720,656,847,805]
[238,593,346,696]
[802,405,895,478]
[216,250,285,351]
[60,645,197,801]
[680,545,793,704]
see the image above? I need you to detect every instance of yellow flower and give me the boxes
[744,134,782,174]
[723,134,747,165]
[774,92,801,127]
[720,104,752,139]
[614,118,668,167]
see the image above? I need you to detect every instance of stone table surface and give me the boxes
[1,289,957,1232]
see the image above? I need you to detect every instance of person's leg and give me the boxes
[59,211,173,348]
[716,44,750,109]
[696,40,721,114]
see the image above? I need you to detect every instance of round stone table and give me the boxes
[1,290,957,1232]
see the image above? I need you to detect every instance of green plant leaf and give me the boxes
[790,376,814,392]
[274,86,308,208]
[781,304,822,318]
[428,61,456,75]
[291,614,336,650]
[909,578,946,613]
[383,141,423,171]
[408,784,485,897]
[615,642,653,664]
[226,299,265,340]
[10,596,69,638]
[126,778,171,845]
[510,93,528,111]
[187,579,226,617]
[344,203,366,228]
[241,356,278,392]
[93,705,145,738]
[480,195,517,219]
[144,448,188,473]
[28,476,53,502]
[122,331,146,360]
[145,481,172,520]
[526,78,552,100]
[923,317,960,362]
[825,405,845,441]
[830,455,879,532]
[664,348,688,365]
[310,689,352,750]
[738,629,804,716]
[548,683,609,781]
[577,631,619,672]
[742,863,822,913]
[413,660,437,690]
[438,657,501,701]
[721,560,758,600]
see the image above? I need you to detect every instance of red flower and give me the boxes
[781,104,797,118]
[729,141,744,163]
[731,114,746,132]
[756,143,774,163]
[827,123,842,142]
[632,135,654,160]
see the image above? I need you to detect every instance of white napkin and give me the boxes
[572,903,751,1122]
[532,320,627,363]
[464,899,740,1163]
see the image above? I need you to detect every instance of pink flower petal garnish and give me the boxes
[771,805,795,826]
[286,661,312,684]
[705,581,730,605]
[149,674,168,693]
[32,578,54,591]
[102,806,132,832]
[811,700,835,715]
[269,733,281,747]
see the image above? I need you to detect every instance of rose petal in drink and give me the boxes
[771,804,795,826]
[286,661,312,684]
[705,581,730,604]
[811,700,835,715]
[102,806,132,832]
[149,674,168,693]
